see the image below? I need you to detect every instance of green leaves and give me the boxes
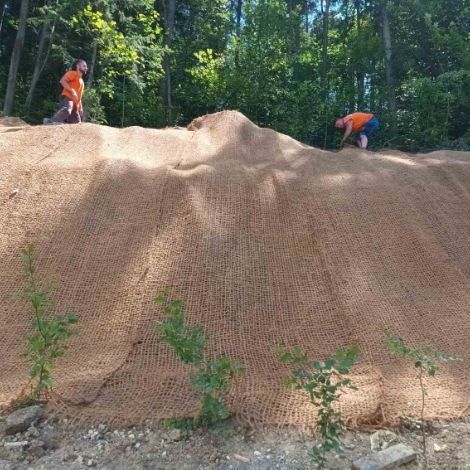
[155,289,245,428]
[156,291,206,366]
[279,346,358,469]
[195,394,229,428]
[381,326,461,378]
[382,326,462,467]
[19,244,79,400]
[154,287,171,305]
[70,2,164,102]
[164,417,194,432]
[192,356,245,396]
[324,358,335,370]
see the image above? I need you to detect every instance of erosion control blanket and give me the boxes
[1,111,469,427]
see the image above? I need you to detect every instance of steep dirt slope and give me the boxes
[1,112,469,428]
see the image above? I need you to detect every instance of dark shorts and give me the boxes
[359,116,379,138]
[52,96,84,124]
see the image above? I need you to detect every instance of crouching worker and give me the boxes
[335,112,379,149]
[50,59,87,124]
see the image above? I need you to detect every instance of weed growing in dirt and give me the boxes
[382,327,461,469]
[17,244,78,400]
[164,417,195,432]
[155,288,245,429]
[278,346,358,469]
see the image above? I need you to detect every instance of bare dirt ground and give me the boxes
[1,412,469,469]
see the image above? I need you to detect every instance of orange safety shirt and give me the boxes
[343,112,374,133]
[61,71,84,105]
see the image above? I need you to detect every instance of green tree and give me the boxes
[1,0,468,150]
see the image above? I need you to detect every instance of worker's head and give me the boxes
[73,59,88,76]
[335,118,345,128]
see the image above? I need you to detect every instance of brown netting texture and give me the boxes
[1,111,469,428]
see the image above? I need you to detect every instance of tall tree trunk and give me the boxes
[320,0,330,148]
[0,0,7,37]
[87,41,98,86]
[3,0,29,116]
[381,0,396,136]
[234,0,242,66]
[304,0,309,33]
[355,0,364,109]
[24,1,52,115]
[160,0,176,123]
[236,0,242,36]
[286,0,298,56]
[320,0,330,91]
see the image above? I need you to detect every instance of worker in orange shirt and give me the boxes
[50,59,88,124]
[335,112,379,149]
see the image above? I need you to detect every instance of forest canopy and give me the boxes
[1,0,469,150]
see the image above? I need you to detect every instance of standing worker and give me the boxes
[335,112,379,149]
[48,59,88,124]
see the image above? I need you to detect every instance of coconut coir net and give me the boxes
[1,111,469,428]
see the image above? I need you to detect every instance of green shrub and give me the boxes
[278,346,358,469]
[382,327,461,469]
[83,87,107,124]
[17,244,78,400]
[155,288,245,429]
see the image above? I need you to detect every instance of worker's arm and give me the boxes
[341,120,353,144]
[59,74,78,101]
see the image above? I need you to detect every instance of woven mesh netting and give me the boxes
[1,111,469,428]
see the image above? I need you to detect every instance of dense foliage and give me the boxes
[1,0,469,150]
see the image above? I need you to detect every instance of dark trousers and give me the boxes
[52,96,84,124]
